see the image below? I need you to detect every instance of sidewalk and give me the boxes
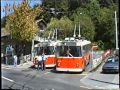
[88,72,119,85]
[80,72,119,89]
[2,61,34,70]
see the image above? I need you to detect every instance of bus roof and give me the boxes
[34,40,61,47]
[57,37,91,46]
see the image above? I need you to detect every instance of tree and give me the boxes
[1,17,6,28]
[71,11,95,41]
[45,16,74,39]
[5,0,43,56]
[98,0,118,8]
[96,7,116,49]
[5,1,43,42]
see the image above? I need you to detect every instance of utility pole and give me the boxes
[115,11,119,50]
[31,39,34,61]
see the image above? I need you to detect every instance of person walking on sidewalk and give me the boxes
[13,55,18,67]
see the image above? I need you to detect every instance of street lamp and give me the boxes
[115,11,119,50]
[31,22,35,61]
[78,13,82,38]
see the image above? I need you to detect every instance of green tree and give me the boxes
[5,1,43,42]
[71,11,95,41]
[96,7,116,49]
[45,16,73,39]
[98,0,118,8]
[1,17,7,28]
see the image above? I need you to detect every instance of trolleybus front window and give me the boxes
[58,46,82,57]
[34,46,55,56]
[44,46,55,55]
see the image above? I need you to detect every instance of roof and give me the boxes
[1,28,10,37]
[59,37,91,46]
[36,19,47,26]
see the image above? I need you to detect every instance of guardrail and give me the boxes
[23,54,31,62]
[90,50,111,72]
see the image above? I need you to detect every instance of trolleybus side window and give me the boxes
[82,44,91,55]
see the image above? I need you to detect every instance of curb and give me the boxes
[2,61,33,69]
[89,78,119,85]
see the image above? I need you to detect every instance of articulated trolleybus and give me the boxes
[34,29,60,68]
[55,24,91,72]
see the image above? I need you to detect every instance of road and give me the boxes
[2,66,90,90]
[2,51,119,90]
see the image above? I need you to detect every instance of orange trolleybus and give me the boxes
[55,24,92,72]
[33,29,60,68]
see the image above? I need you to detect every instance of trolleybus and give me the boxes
[33,29,61,68]
[55,24,92,72]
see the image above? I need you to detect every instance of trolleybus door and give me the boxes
[81,44,91,65]
[44,46,56,66]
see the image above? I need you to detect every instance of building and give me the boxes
[36,19,47,32]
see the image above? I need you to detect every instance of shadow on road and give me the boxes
[50,69,83,74]
[100,71,119,74]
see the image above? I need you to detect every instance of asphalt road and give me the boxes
[2,51,118,90]
[2,67,90,90]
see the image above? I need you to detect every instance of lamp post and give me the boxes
[31,22,35,61]
[115,11,119,50]
[78,13,82,38]
[31,39,34,61]
[91,46,94,69]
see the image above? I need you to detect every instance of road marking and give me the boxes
[80,73,88,75]
[2,67,12,70]
[72,73,88,76]
[80,85,92,89]
[2,76,14,83]
[80,73,89,80]
[35,71,51,78]
[44,72,51,75]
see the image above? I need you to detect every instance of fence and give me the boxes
[23,54,31,62]
[91,50,111,70]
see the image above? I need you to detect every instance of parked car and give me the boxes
[102,56,119,73]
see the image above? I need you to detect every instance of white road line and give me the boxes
[36,71,51,78]
[80,73,88,75]
[2,76,15,83]
[2,67,11,70]
[44,72,51,75]
[80,85,92,89]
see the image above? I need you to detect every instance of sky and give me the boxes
[1,0,42,19]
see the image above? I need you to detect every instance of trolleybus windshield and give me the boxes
[34,46,55,55]
[57,46,82,57]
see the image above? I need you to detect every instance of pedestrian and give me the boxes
[13,55,18,67]
[41,52,47,71]
[37,55,42,70]
[1,53,4,64]
[3,54,6,64]
[5,55,8,65]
